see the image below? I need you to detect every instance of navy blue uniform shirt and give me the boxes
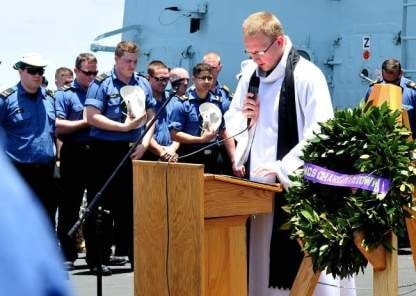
[85,69,156,142]
[168,87,226,150]
[55,80,91,143]
[0,83,56,163]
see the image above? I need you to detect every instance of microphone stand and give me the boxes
[67,90,176,296]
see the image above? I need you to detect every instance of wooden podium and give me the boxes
[132,161,282,296]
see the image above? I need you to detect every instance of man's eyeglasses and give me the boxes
[151,75,169,83]
[244,40,275,57]
[24,67,45,76]
[196,76,213,82]
[78,69,98,76]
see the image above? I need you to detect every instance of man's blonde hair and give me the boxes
[242,11,284,39]
[115,41,139,58]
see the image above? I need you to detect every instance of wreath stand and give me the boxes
[290,83,416,296]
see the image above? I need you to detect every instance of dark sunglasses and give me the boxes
[78,69,98,76]
[151,75,169,83]
[25,67,45,76]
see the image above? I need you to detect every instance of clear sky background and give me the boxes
[0,0,125,90]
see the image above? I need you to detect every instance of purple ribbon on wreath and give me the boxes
[303,162,391,195]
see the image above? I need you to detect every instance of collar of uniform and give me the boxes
[111,67,140,86]
[188,88,213,101]
[17,82,42,99]
[72,79,82,90]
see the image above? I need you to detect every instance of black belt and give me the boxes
[12,161,54,169]
[63,141,91,150]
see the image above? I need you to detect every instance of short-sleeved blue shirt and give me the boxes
[85,69,156,142]
[0,83,56,163]
[55,80,91,143]
[152,91,177,146]
[168,87,226,150]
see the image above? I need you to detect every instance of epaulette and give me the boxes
[107,93,120,98]
[406,80,416,90]
[212,93,223,103]
[178,94,189,101]
[0,87,16,99]
[45,88,55,97]
[136,72,147,79]
[94,73,109,84]
[370,79,383,87]
[221,84,234,98]
[59,84,73,91]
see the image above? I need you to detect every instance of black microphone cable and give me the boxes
[177,124,251,161]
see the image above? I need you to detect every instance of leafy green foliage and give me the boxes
[286,102,416,279]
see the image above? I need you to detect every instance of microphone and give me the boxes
[247,75,260,127]
[406,80,416,90]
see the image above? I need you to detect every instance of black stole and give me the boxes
[268,47,302,289]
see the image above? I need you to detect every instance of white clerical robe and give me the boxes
[224,36,356,296]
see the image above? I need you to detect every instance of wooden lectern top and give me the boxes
[204,174,282,218]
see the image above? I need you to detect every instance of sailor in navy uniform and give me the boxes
[202,52,235,174]
[366,58,416,138]
[55,53,98,268]
[84,41,156,274]
[0,52,57,226]
[142,60,179,161]
[169,63,237,174]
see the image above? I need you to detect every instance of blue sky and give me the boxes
[0,0,124,90]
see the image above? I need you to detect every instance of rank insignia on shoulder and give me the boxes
[0,87,16,98]
[136,72,147,79]
[212,94,223,103]
[178,94,188,101]
[95,73,109,83]
[370,79,383,87]
[406,80,416,90]
[221,84,234,98]
[108,93,120,98]
[60,84,73,91]
[45,89,55,97]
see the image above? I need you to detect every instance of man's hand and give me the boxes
[252,163,277,178]
[124,114,147,132]
[200,128,217,143]
[242,94,259,127]
[232,163,246,178]
[160,146,178,162]
[131,144,147,160]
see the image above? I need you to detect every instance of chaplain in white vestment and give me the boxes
[224,11,356,296]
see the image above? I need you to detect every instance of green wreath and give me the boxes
[285,102,416,279]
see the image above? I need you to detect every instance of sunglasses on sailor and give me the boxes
[78,68,99,76]
[150,75,170,83]
[24,67,45,76]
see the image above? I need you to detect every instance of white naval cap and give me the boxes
[13,52,48,69]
